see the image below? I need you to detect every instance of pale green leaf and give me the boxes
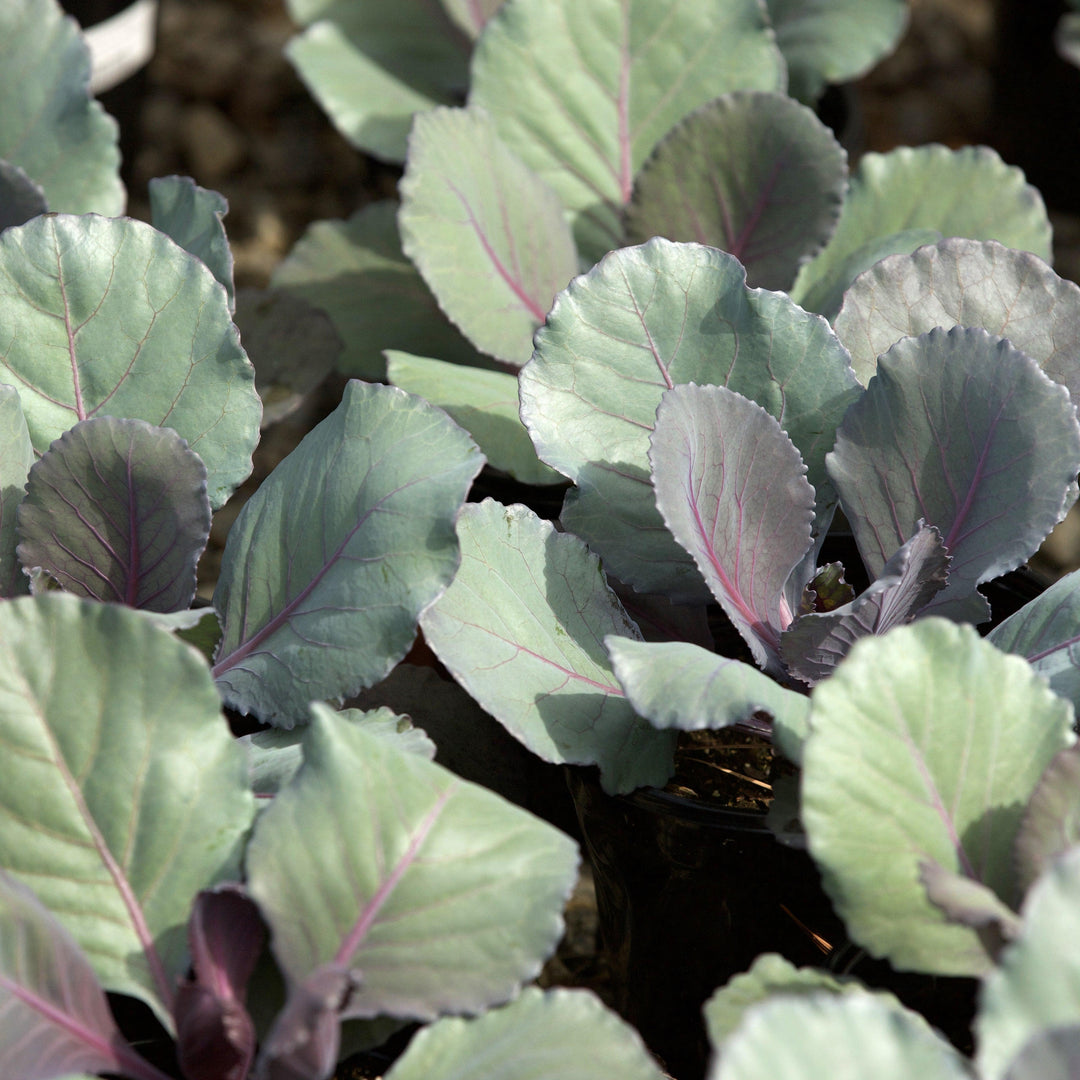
[0,383,32,597]
[441,0,505,38]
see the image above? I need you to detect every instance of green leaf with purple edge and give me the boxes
[781,524,949,687]
[419,499,675,794]
[399,106,578,367]
[469,0,784,262]
[212,380,484,726]
[245,708,579,1023]
[627,91,847,291]
[803,619,1074,976]
[16,417,211,612]
[650,383,816,674]
[520,238,861,600]
[0,383,32,598]
[827,327,1080,620]
[1012,746,1080,895]
[834,239,1080,398]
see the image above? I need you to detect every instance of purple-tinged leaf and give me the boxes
[650,383,815,674]
[919,859,1022,958]
[989,567,1080,713]
[798,562,855,615]
[254,964,354,1080]
[782,524,949,686]
[16,417,211,612]
[174,886,265,1080]
[399,106,578,367]
[0,870,172,1080]
[1013,747,1080,896]
[827,327,1080,618]
[627,91,846,291]
[0,383,32,598]
[245,709,578,1023]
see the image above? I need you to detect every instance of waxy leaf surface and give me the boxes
[246,710,579,1021]
[399,107,578,367]
[16,417,211,611]
[213,380,484,725]
[650,384,815,672]
[419,499,675,794]
[0,595,256,1025]
[272,200,485,380]
[0,0,122,215]
[0,214,259,509]
[977,847,1080,1080]
[792,145,1052,318]
[835,239,1080,394]
[285,0,469,162]
[387,351,561,484]
[0,384,32,597]
[469,0,784,260]
[384,987,666,1080]
[827,328,1080,616]
[803,619,1075,976]
[627,92,846,291]
[764,0,909,103]
[520,239,860,598]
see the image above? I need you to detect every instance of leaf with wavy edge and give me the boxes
[400,107,578,367]
[419,499,675,794]
[0,214,259,509]
[834,239,1080,398]
[245,709,579,1022]
[827,327,1080,616]
[0,595,255,1027]
[0,384,32,597]
[627,91,847,291]
[16,417,211,611]
[803,619,1075,976]
[469,0,784,261]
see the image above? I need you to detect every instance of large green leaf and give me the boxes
[285,0,470,162]
[519,238,860,598]
[0,384,32,597]
[802,619,1075,977]
[0,595,255,1027]
[834,239,1080,396]
[399,106,579,366]
[976,847,1080,1080]
[763,0,909,103]
[791,145,1052,319]
[419,499,675,794]
[711,992,969,1080]
[272,200,487,380]
[827,328,1080,616]
[0,0,122,215]
[387,351,561,484]
[384,987,666,1080]
[0,214,260,509]
[627,92,847,291]
[245,709,579,1021]
[1012,747,1080,895]
[213,380,484,724]
[469,0,784,261]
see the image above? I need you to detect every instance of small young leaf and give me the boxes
[803,619,1075,977]
[399,106,579,366]
[835,238,1080,396]
[271,200,486,380]
[0,160,46,231]
[213,380,484,725]
[382,987,666,1080]
[16,417,211,612]
[469,0,784,260]
[245,710,579,1022]
[420,500,674,793]
[149,175,235,313]
[651,383,816,673]
[0,214,260,509]
[1012,746,1080,895]
[627,91,847,291]
[828,328,1080,616]
[0,383,32,598]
